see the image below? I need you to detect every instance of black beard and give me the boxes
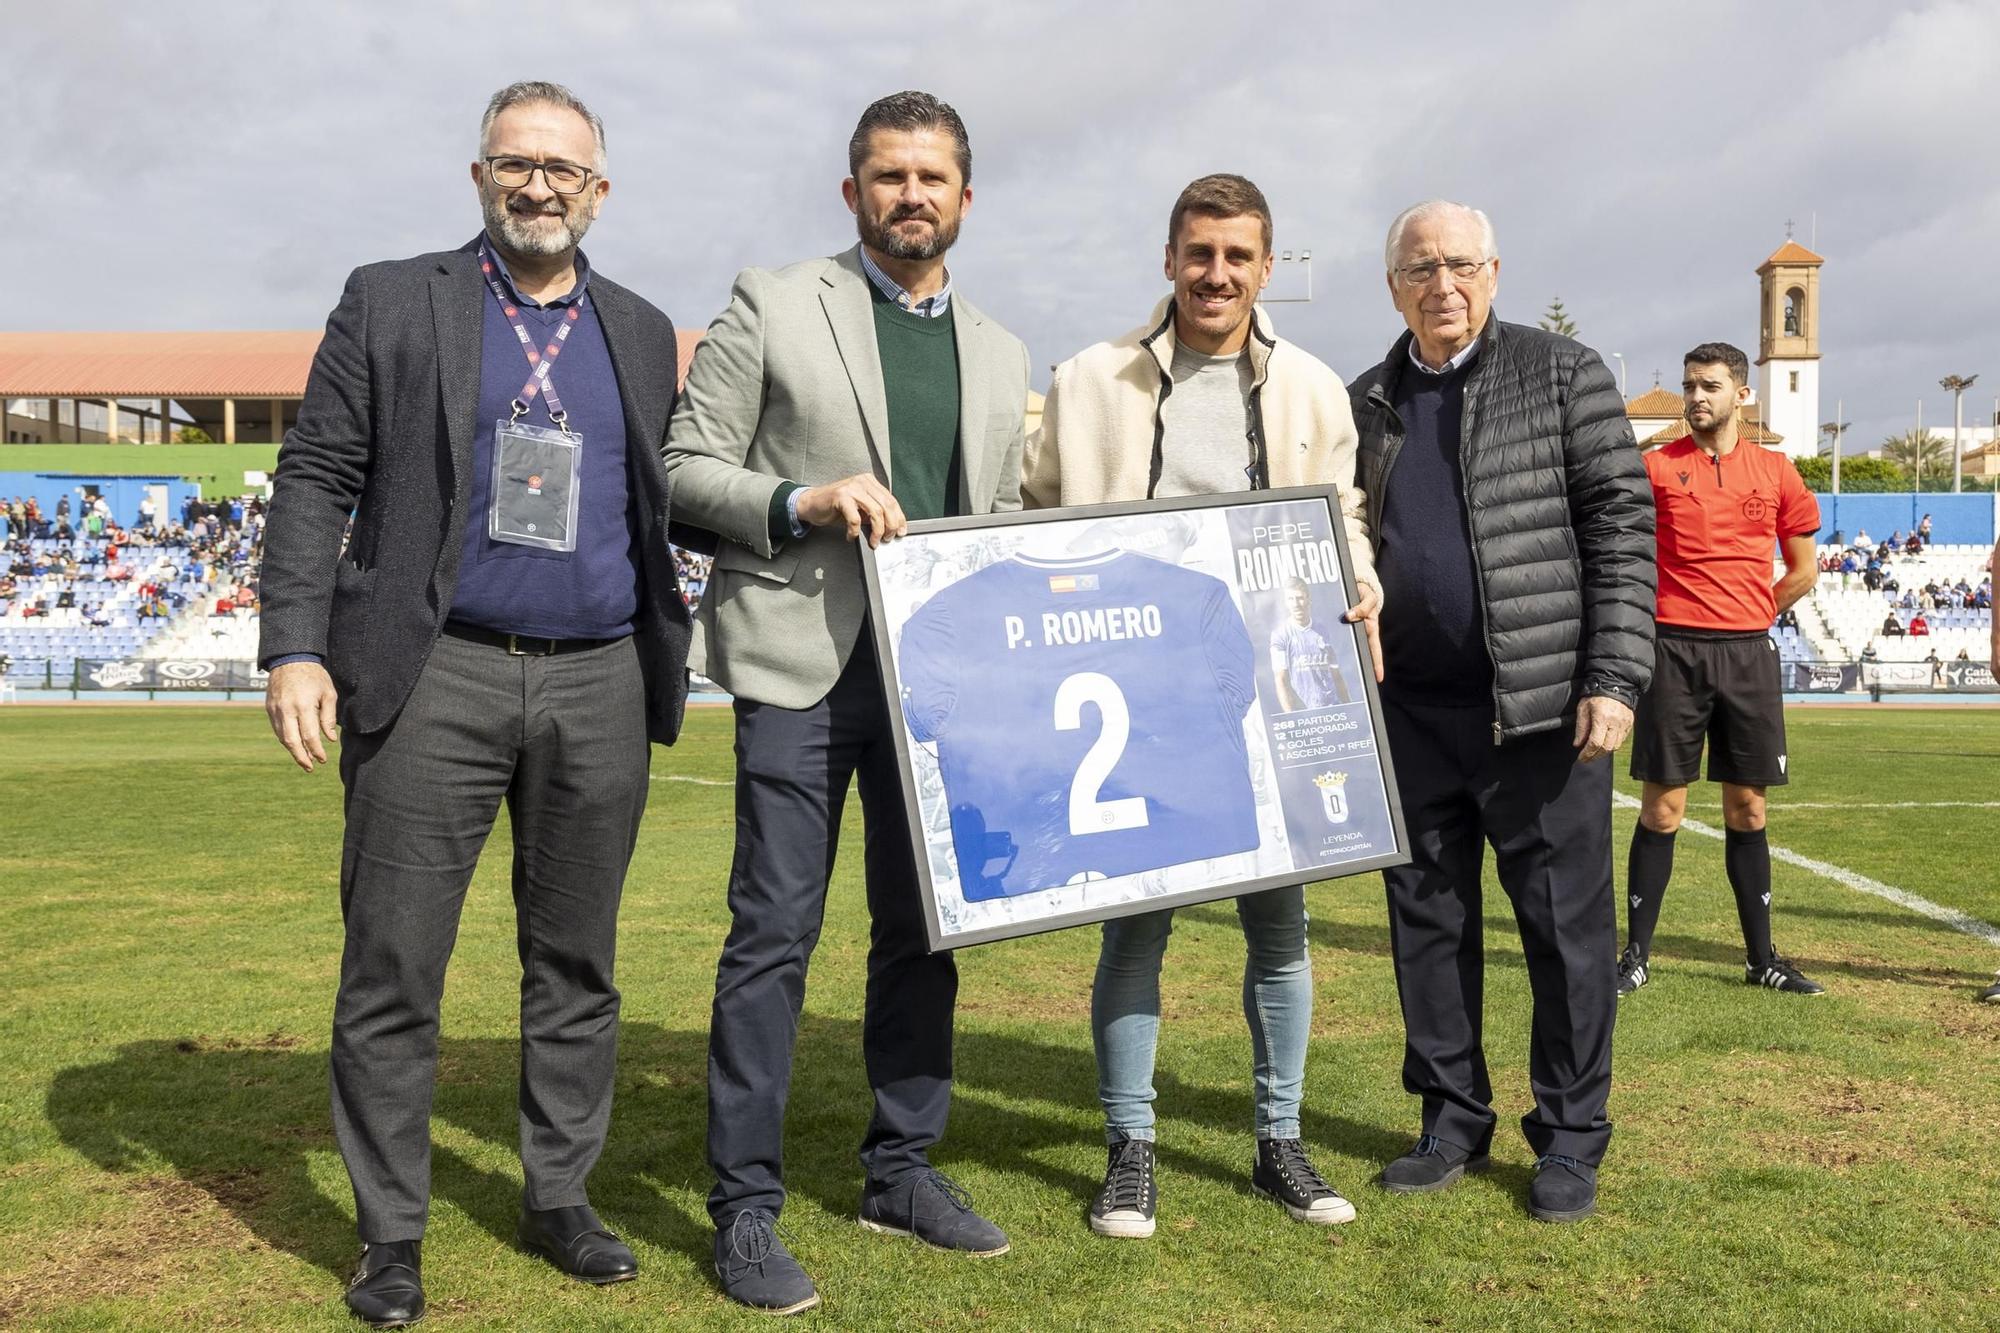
[860,205,959,261]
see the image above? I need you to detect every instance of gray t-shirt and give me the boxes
[1154,337,1256,498]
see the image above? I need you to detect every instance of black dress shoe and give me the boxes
[518,1204,638,1284]
[345,1240,424,1328]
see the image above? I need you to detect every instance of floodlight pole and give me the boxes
[1260,250,1313,304]
[1940,373,1979,494]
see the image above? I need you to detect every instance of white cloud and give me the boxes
[9,0,1997,448]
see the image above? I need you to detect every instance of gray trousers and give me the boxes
[331,631,650,1242]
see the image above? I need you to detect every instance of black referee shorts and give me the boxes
[1630,628,1789,787]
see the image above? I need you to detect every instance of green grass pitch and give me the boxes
[1,705,1995,1328]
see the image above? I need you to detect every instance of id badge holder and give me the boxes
[490,418,581,552]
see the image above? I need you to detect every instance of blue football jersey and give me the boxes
[1269,618,1352,708]
[898,550,1260,900]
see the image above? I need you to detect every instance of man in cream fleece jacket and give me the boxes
[1022,173,1379,1242]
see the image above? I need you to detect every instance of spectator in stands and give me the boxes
[0,573,15,601]
[55,495,70,525]
[1904,532,1923,556]
[1881,612,1905,637]
[1909,613,1929,636]
[1839,550,1859,587]
[1889,528,1905,548]
[1862,563,1883,592]
[1956,647,1972,662]
[1918,513,1933,546]
[84,603,110,629]
[1776,607,1800,630]
[1851,527,1871,550]
[1926,648,1943,685]
[138,496,157,531]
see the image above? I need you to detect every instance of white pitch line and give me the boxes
[651,774,731,786]
[1686,801,2000,811]
[1611,792,2000,946]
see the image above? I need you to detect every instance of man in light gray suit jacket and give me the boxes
[664,91,1028,1316]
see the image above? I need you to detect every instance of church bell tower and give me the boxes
[1755,231,1823,459]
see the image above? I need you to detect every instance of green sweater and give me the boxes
[870,283,963,522]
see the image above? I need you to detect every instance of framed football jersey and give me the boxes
[864,486,1411,949]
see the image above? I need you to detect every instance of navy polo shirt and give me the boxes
[448,238,642,639]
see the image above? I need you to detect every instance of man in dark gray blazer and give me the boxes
[664,91,1028,1316]
[259,81,690,1328]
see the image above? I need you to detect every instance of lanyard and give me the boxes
[479,243,585,432]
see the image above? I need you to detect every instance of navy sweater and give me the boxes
[1377,355,1493,706]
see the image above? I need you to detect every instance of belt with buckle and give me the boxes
[442,620,622,657]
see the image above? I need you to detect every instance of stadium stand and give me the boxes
[1806,543,1993,663]
[2,489,717,689]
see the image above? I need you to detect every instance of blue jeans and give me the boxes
[1091,885,1311,1143]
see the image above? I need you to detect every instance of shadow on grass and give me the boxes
[1645,931,1975,988]
[1783,901,2000,938]
[46,1017,1414,1281]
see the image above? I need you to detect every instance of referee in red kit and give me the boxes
[1618,342,1826,996]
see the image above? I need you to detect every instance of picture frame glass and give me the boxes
[866,487,1409,949]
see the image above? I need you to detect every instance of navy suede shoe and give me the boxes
[859,1169,1010,1256]
[715,1210,818,1316]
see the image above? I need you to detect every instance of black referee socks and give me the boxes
[1624,825,1677,960]
[1724,826,1777,967]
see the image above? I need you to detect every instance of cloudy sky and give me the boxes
[12,0,1998,452]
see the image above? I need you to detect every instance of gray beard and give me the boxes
[483,194,590,258]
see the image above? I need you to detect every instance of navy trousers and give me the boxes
[705,639,957,1224]
[1379,696,1617,1165]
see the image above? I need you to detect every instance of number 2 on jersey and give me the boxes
[1053,672,1150,837]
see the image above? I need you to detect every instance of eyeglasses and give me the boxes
[1394,257,1490,287]
[484,156,595,195]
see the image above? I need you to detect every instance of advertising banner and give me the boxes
[75,659,267,690]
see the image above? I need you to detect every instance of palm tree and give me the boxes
[1879,429,1951,487]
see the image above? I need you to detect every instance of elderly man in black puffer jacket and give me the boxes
[1349,199,1654,1225]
